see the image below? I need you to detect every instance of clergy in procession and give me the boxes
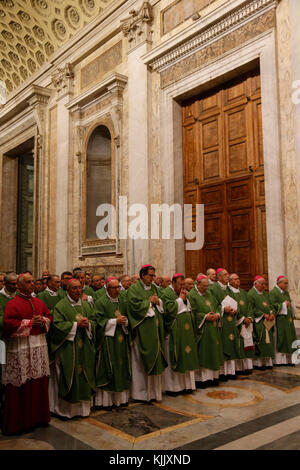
[157,275,171,297]
[206,268,216,285]
[160,273,198,396]
[94,278,131,410]
[188,275,224,388]
[37,274,61,312]
[90,275,103,293]
[269,276,297,366]
[49,278,96,418]
[127,264,167,402]
[228,273,254,375]
[57,271,73,300]
[0,272,18,314]
[210,268,239,380]
[2,273,52,435]
[184,278,194,292]
[153,275,162,290]
[248,276,275,369]
[74,271,95,303]
[94,276,117,301]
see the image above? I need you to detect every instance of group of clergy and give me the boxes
[0,265,298,436]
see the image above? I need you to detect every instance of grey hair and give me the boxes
[4,272,17,283]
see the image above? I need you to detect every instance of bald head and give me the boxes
[67,279,82,302]
[277,277,288,291]
[206,268,216,282]
[160,276,171,289]
[184,278,194,292]
[217,269,229,285]
[17,273,34,296]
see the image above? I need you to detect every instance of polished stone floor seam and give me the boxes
[215,415,300,450]
[176,403,300,450]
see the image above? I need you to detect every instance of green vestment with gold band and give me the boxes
[160,286,198,373]
[269,286,297,355]
[188,287,224,371]
[94,293,131,392]
[247,287,275,358]
[50,296,96,403]
[227,286,254,359]
[210,283,243,361]
[126,280,167,376]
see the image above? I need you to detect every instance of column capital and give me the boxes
[121,2,153,50]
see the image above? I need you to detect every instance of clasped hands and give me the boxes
[77,317,90,328]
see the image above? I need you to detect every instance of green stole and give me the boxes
[188,287,224,371]
[269,286,297,354]
[160,286,198,373]
[127,280,167,376]
[247,287,275,358]
[50,296,96,403]
[94,293,131,392]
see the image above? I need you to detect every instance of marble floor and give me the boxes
[1,363,300,450]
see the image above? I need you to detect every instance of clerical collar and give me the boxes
[153,283,160,289]
[45,286,58,297]
[217,281,227,290]
[120,285,125,291]
[141,280,151,291]
[228,285,240,294]
[208,279,214,285]
[0,287,15,299]
[67,294,82,306]
[253,286,263,295]
[106,291,119,303]
[275,284,284,294]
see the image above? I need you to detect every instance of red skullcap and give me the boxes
[254,275,264,282]
[141,264,152,269]
[197,275,207,281]
[216,268,225,275]
[68,278,77,283]
[106,276,117,284]
[277,275,286,282]
[172,273,184,281]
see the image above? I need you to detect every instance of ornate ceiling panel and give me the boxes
[0,0,114,94]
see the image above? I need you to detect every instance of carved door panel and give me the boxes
[182,70,267,289]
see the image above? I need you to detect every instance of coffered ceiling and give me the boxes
[0,0,114,94]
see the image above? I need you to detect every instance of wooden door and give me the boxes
[182,70,267,289]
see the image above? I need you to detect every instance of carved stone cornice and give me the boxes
[146,0,280,72]
[51,63,74,98]
[121,1,153,49]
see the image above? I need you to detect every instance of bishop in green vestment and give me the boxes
[49,279,96,418]
[94,279,131,410]
[248,276,275,369]
[210,268,241,380]
[57,271,73,300]
[160,274,198,396]
[188,276,224,388]
[37,275,61,312]
[127,265,167,402]
[228,274,254,375]
[270,276,297,365]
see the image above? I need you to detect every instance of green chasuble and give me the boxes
[188,287,224,371]
[210,283,242,361]
[94,293,131,392]
[269,286,297,355]
[127,280,167,376]
[50,296,96,403]
[227,286,254,359]
[83,285,96,299]
[94,286,107,302]
[37,289,61,312]
[160,286,198,373]
[57,288,68,301]
[247,287,275,358]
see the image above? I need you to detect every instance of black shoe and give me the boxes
[244,369,253,375]
[212,379,219,386]
[236,371,245,375]
[288,363,296,367]
[120,402,129,407]
[265,366,273,370]
[102,406,113,411]
[274,363,283,367]
[219,375,228,382]
[165,391,180,397]
[227,374,237,380]
[181,389,193,395]
[94,405,103,410]
[259,366,267,371]
[196,381,208,389]
[253,366,260,370]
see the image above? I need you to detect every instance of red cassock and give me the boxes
[2,294,52,435]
